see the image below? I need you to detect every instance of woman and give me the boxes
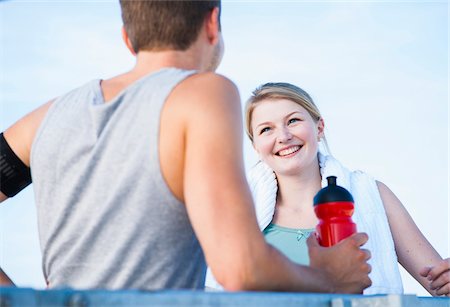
[205,82,449,296]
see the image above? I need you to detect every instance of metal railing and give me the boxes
[1,288,449,307]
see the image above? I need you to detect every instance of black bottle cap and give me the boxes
[313,176,354,205]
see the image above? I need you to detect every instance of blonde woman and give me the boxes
[206,82,449,296]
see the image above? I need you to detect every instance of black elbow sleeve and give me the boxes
[0,132,32,197]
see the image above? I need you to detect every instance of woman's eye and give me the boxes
[288,118,300,124]
[260,127,271,134]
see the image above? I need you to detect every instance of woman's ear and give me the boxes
[317,118,325,139]
[122,26,136,56]
[251,140,257,151]
[252,140,261,156]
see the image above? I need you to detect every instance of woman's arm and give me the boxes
[377,181,449,296]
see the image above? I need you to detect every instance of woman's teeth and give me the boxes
[278,145,301,156]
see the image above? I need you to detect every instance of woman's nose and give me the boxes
[277,127,293,143]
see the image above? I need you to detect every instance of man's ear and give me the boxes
[205,7,220,45]
[122,26,136,56]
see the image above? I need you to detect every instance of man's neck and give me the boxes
[132,48,205,76]
[101,48,206,103]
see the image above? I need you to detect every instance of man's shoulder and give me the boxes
[168,72,240,113]
[183,71,236,87]
[177,72,238,100]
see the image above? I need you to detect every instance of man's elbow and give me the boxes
[217,274,252,291]
[213,263,260,291]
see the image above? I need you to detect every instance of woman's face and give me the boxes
[251,99,324,177]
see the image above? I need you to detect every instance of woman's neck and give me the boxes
[272,159,322,228]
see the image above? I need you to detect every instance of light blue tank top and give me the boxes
[263,223,315,265]
[30,68,206,290]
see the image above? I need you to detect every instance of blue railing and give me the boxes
[1,288,449,307]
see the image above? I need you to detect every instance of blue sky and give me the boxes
[0,0,448,296]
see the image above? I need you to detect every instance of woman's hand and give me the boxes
[420,258,450,297]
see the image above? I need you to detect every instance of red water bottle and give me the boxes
[313,176,357,247]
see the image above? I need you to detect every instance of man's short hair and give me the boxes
[120,0,221,53]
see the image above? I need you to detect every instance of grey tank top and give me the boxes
[30,68,206,290]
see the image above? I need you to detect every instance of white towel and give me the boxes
[318,151,403,294]
[205,149,403,294]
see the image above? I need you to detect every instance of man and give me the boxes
[0,0,371,292]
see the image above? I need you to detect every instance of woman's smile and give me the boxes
[276,145,303,157]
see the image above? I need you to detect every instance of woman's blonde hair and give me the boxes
[245,82,329,151]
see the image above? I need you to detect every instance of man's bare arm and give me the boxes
[0,100,53,204]
[0,100,53,286]
[3,101,53,168]
[177,74,371,292]
[0,192,7,203]
[0,268,15,286]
